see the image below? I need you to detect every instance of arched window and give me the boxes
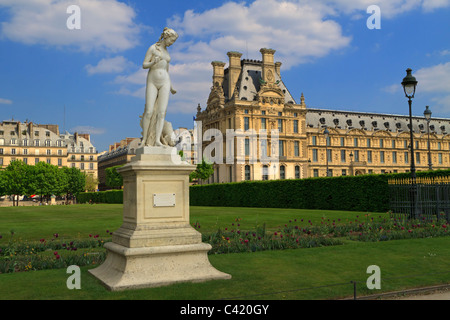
[245,165,251,181]
[295,166,300,179]
[280,165,286,179]
[262,165,269,181]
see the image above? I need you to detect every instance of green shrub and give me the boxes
[190,170,450,212]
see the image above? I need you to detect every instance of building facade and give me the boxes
[0,120,100,181]
[195,48,450,184]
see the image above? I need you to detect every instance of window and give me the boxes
[11,148,16,155]
[279,140,284,157]
[367,150,372,163]
[11,139,16,145]
[354,150,360,162]
[379,139,384,148]
[261,118,266,130]
[367,139,371,148]
[312,136,317,146]
[404,152,409,164]
[46,158,51,164]
[81,155,85,161]
[228,118,232,129]
[342,169,347,176]
[312,149,318,162]
[244,117,250,131]
[245,138,250,156]
[392,140,396,148]
[313,169,319,177]
[341,150,346,162]
[415,141,419,149]
[0,158,3,165]
[328,169,333,177]
[295,166,300,179]
[380,151,385,163]
[326,136,331,146]
[294,141,299,157]
[262,165,269,180]
[46,131,50,137]
[404,140,408,149]
[58,159,62,166]
[45,140,51,146]
[23,158,27,164]
[340,137,345,147]
[293,120,299,133]
[416,153,420,164]
[58,150,62,156]
[439,153,443,164]
[438,142,442,150]
[229,166,233,182]
[244,109,249,114]
[278,119,283,132]
[245,165,251,181]
[393,151,397,163]
[280,165,285,179]
[23,139,28,146]
[35,158,39,164]
[0,148,3,155]
[47,149,51,155]
[327,149,332,162]
[34,131,39,137]
[34,140,40,147]
[71,163,75,168]
[89,163,94,170]
[23,149,28,155]
[80,163,85,170]
[354,138,358,147]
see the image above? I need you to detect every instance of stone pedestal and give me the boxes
[89,146,231,291]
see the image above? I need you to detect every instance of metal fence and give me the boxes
[388,177,450,221]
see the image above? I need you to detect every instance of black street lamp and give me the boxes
[324,127,330,177]
[424,105,433,171]
[401,68,418,218]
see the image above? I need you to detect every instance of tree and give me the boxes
[3,160,30,206]
[31,162,66,204]
[61,167,86,203]
[85,173,99,192]
[106,165,123,189]
[190,158,214,184]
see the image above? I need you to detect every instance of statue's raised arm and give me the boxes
[139,27,178,147]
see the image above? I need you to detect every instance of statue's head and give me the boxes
[159,27,178,47]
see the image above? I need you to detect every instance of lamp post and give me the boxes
[324,127,330,177]
[424,105,433,171]
[401,68,418,218]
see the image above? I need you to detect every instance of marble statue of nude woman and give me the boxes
[140,27,178,147]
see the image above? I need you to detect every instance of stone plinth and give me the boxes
[89,146,231,291]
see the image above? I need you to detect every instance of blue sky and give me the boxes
[1,0,450,152]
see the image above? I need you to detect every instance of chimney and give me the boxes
[211,61,226,87]
[227,51,243,99]
[260,48,276,84]
[275,62,282,77]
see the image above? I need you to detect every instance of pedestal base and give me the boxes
[89,241,231,291]
[89,148,231,291]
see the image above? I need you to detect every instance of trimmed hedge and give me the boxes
[190,170,450,212]
[75,170,450,212]
[76,190,123,204]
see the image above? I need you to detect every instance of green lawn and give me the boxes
[0,204,449,300]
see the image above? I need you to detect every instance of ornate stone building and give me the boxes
[195,48,450,183]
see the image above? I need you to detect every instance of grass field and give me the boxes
[0,204,449,301]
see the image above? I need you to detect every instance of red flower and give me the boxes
[56,255,60,259]
[54,251,58,255]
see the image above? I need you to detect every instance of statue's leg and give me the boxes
[153,84,170,146]
[141,83,158,145]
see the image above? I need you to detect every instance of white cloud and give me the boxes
[169,0,352,69]
[0,0,142,52]
[415,62,450,93]
[85,56,134,75]
[0,98,12,104]
[70,125,106,135]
